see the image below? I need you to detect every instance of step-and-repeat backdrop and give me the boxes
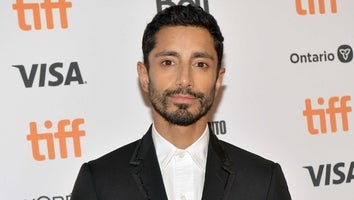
[1,0,353,199]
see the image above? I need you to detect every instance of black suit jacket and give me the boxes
[71,126,291,200]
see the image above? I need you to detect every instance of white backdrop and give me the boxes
[1,0,354,199]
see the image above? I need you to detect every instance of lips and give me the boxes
[170,94,196,104]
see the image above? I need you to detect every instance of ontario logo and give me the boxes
[337,45,353,63]
[290,44,353,64]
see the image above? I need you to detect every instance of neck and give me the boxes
[153,112,209,149]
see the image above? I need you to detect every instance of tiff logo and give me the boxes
[27,118,85,161]
[12,0,72,31]
[295,0,337,15]
[302,96,352,134]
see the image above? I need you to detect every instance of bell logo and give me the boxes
[12,0,72,31]
[156,0,209,13]
[295,0,338,15]
[26,118,86,161]
[302,96,352,134]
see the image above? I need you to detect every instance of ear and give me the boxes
[215,67,225,95]
[137,61,149,93]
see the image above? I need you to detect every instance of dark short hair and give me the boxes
[142,4,224,70]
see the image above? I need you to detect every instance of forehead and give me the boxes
[152,25,216,55]
[156,25,212,41]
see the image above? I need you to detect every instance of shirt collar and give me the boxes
[152,124,209,171]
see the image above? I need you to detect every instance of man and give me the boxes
[71,4,292,200]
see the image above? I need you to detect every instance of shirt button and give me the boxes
[180,194,187,200]
[178,152,185,158]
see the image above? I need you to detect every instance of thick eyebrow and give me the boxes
[192,52,215,61]
[154,50,215,61]
[154,50,180,58]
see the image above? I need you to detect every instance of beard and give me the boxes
[149,82,215,126]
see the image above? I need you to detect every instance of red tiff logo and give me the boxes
[26,118,86,161]
[12,0,72,31]
[302,96,352,134]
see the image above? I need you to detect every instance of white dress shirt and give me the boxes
[152,124,209,200]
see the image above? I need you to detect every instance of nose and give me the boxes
[175,64,193,88]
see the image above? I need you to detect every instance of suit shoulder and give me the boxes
[87,139,140,170]
[218,140,275,169]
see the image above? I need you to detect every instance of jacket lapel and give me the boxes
[202,130,237,200]
[128,125,236,200]
[129,126,168,200]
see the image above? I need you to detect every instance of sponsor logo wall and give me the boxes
[1,0,353,199]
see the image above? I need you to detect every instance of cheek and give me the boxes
[194,74,217,89]
[150,71,175,88]
[149,76,170,94]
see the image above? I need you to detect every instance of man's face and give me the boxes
[138,26,224,126]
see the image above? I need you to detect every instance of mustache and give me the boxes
[164,87,204,99]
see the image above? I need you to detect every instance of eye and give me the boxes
[161,60,174,66]
[195,62,208,68]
